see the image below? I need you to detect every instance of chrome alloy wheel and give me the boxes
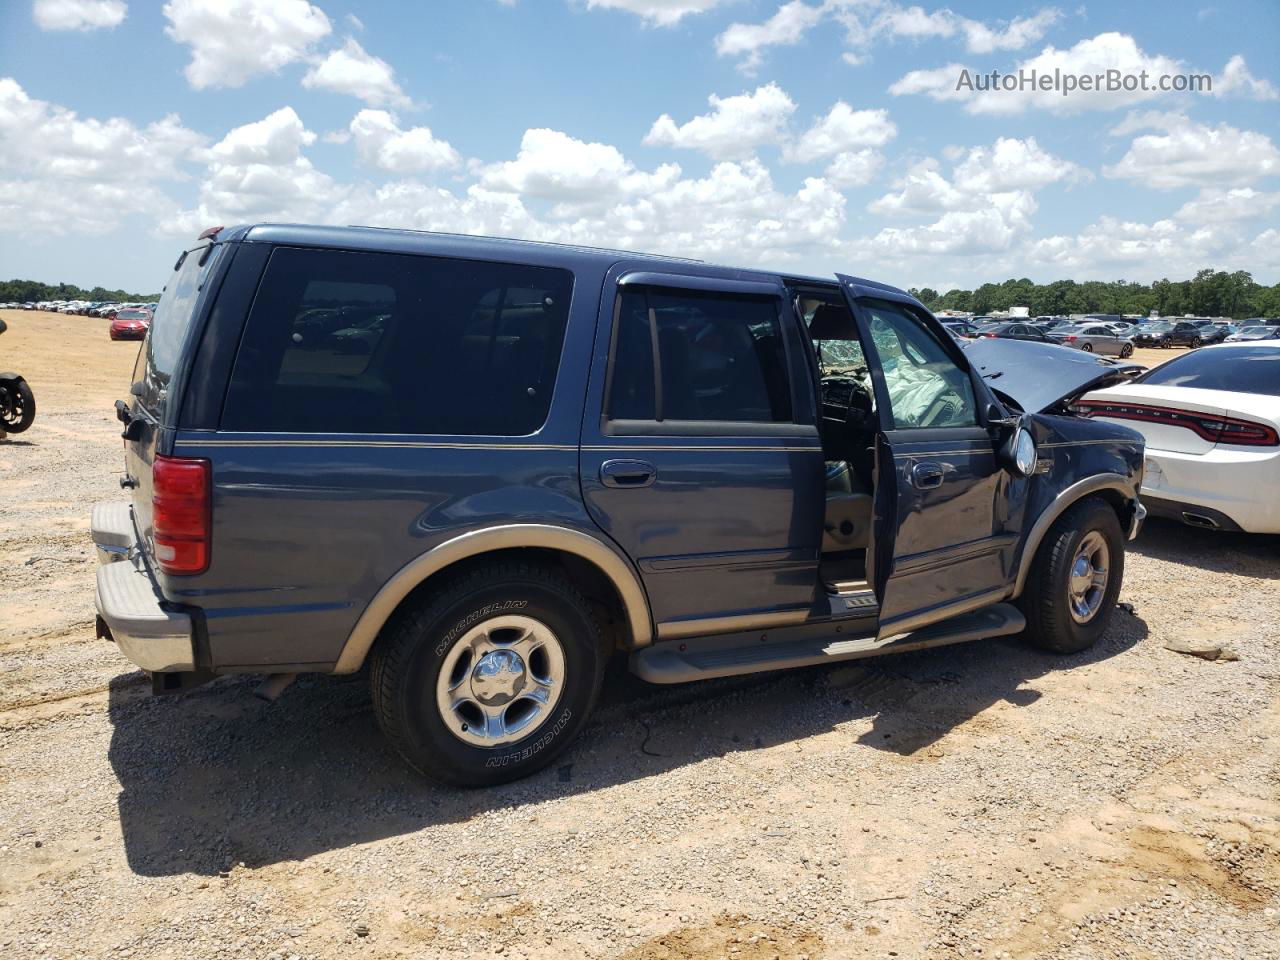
[1067,531,1111,624]
[435,614,566,748]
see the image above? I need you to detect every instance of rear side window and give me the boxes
[606,286,792,423]
[222,247,572,435]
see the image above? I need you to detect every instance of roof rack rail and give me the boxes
[342,224,704,264]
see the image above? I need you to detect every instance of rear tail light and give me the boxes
[1077,401,1280,447]
[152,455,211,574]
[1062,335,1077,342]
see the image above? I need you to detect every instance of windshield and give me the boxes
[1140,345,1280,397]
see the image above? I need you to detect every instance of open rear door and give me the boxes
[835,275,1012,640]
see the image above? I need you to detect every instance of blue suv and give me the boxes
[93,224,1146,785]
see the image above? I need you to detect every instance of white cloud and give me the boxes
[865,137,1081,257]
[347,110,460,174]
[1024,215,1280,280]
[715,1,825,73]
[301,38,411,108]
[715,2,1060,71]
[824,149,884,188]
[32,0,126,30]
[1212,55,1279,102]
[162,0,331,89]
[0,77,203,233]
[1104,113,1280,190]
[480,128,680,215]
[176,107,343,230]
[644,83,795,160]
[951,136,1087,193]
[783,102,896,162]
[890,32,1187,114]
[1173,187,1280,224]
[956,8,1060,54]
[583,0,726,26]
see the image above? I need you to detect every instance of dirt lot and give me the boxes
[1,309,1277,960]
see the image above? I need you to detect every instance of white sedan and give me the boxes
[1078,343,1280,533]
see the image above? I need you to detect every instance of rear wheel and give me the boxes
[0,378,36,434]
[1019,497,1124,654]
[1081,342,1094,353]
[370,561,606,786]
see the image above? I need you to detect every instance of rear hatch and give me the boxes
[123,239,226,561]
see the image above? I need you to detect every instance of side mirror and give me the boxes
[1001,424,1038,478]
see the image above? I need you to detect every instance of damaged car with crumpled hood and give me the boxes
[92,225,1148,785]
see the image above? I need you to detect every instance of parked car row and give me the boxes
[0,299,159,317]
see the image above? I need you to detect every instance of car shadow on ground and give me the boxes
[108,605,1147,877]
[1130,517,1280,580]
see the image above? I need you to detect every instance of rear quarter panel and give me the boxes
[162,249,609,671]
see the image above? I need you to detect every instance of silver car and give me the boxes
[1048,323,1136,357]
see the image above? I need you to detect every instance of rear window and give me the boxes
[1140,346,1280,397]
[222,247,573,435]
[140,241,224,414]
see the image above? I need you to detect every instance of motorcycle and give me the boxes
[0,318,37,437]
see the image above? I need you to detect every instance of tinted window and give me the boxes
[862,301,978,430]
[144,241,224,413]
[1140,346,1280,397]
[607,286,791,423]
[223,247,572,435]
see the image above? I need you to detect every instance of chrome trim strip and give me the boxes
[174,439,824,453]
[583,445,823,453]
[891,448,993,459]
[1010,473,1137,598]
[332,523,654,674]
[175,439,579,451]
[655,608,810,642]
[1040,439,1143,449]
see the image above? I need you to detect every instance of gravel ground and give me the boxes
[1,310,1277,960]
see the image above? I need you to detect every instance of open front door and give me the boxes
[835,275,1016,640]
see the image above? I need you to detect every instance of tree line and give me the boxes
[0,278,160,303]
[908,270,1280,320]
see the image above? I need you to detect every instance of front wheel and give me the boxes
[0,377,36,434]
[1120,343,1134,358]
[370,561,606,786]
[1191,337,1202,348]
[1019,497,1125,654]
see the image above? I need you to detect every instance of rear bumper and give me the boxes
[1141,446,1280,534]
[91,502,196,672]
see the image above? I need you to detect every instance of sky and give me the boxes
[0,0,1277,295]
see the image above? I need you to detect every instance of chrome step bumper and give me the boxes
[90,501,134,564]
[630,603,1026,684]
[92,501,195,673]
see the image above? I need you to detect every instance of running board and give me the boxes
[629,603,1025,684]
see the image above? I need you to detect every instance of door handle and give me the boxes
[600,459,656,488]
[910,461,946,490]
